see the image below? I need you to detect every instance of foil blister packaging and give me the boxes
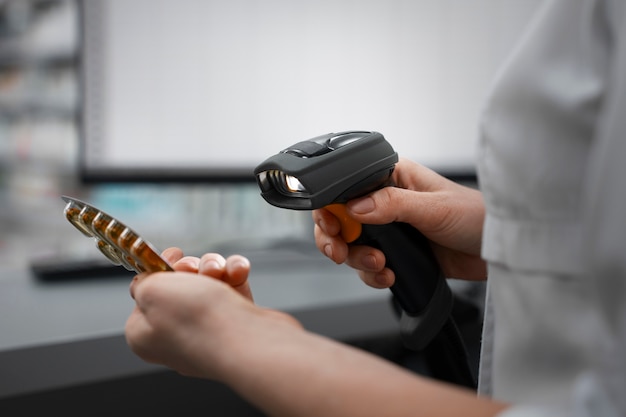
[62,196,173,274]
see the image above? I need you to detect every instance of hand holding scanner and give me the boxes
[254,131,476,388]
[254,131,453,350]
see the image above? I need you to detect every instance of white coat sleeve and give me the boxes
[580,0,626,413]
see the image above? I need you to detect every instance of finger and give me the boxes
[130,272,150,299]
[162,247,185,264]
[124,305,152,355]
[356,267,395,289]
[223,255,250,287]
[344,245,386,273]
[219,255,253,301]
[172,256,201,273]
[346,158,454,229]
[345,187,413,225]
[198,253,227,279]
[131,271,213,317]
[349,186,451,237]
[130,271,168,307]
[393,158,448,192]
[313,223,349,264]
[344,246,395,289]
[311,208,342,237]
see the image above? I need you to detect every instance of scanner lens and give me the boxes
[258,170,310,197]
[285,175,306,192]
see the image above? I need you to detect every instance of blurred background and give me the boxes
[0,0,541,276]
[0,0,315,275]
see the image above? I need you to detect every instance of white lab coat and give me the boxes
[476,0,626,415]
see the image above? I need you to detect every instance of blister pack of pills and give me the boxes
[62,196,173,274]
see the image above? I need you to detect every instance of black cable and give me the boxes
[390,295,478,389]
[421,318,477,389]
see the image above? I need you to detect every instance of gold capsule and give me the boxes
[132,238,171,272]
[103,220,136,271]
[64,201,93,237]
[118,230,146,272]
[92,212,113,241]
[79,206,99,235]
[105,220,125,242]
[123,255,141,272]
[118,227,138,254]
[96,239,123,265]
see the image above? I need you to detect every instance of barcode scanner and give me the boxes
[254,131,476,388]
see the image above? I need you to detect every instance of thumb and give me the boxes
[346,187,436,231]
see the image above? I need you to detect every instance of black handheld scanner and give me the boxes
[254,131,453,350]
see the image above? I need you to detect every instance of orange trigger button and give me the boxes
[324,203,362,244]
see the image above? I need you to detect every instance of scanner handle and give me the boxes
[324,203,453,348]
[323,203,443,313]
[355,222,443,315]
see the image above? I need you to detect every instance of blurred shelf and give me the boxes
[0,98,77,118]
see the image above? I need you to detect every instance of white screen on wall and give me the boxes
[80,0,543,180]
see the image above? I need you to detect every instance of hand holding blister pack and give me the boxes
[62,196,173,274]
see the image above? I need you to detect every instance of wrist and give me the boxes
[211,302,305,383]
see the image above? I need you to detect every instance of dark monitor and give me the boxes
[78,0,541,183]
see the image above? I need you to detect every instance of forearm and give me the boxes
[128,268,504,416]
[221,326,508,417]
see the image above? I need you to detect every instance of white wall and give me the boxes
[82,0,544,176]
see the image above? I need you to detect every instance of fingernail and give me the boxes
[362,254,378,270]
[324,244,333,259]
[204,259,222,271]
[348,197,375,214]
[233,258,250,270]
[374,273,390,287]
[187,258,201,270]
